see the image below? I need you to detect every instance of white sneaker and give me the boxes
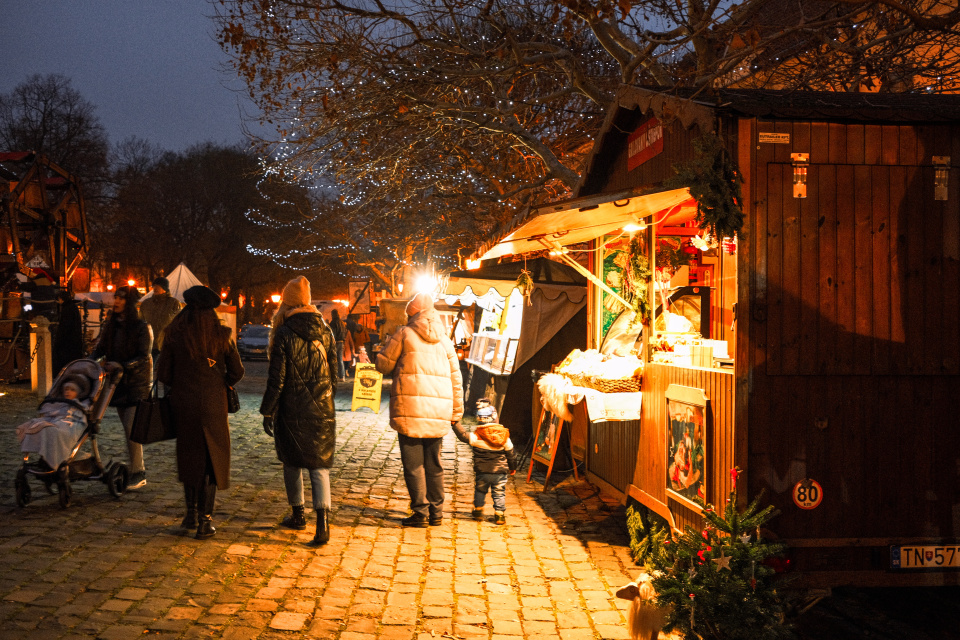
[128,471,147,489]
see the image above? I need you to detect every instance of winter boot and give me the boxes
[494,512,506,525]
[281,505,307,530]
[471,507,484,521]
[401,513,428,528]
[196,481,217,540]
[308,509,330,547]
[181,484,198,529]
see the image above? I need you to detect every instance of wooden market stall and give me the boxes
[473,87,960,588]
[443,257,587,443]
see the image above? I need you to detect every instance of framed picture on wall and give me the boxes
[665,384,709,512]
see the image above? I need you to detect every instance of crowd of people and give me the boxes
[17,276,513,543]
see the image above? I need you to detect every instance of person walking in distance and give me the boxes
[139,276,183,360]
[156,285,244,540]
[329,308,347,381]
[261,276,338,546]
[376,292,464,527]
[90,285,152,489]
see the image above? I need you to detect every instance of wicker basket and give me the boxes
[583,375,642,393]
[562,373,589,388]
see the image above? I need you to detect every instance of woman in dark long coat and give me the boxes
[260,276,338,546]
[90,285,152,489]
[157,285,243,540]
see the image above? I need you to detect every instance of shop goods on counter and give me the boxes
[555,349,644,393]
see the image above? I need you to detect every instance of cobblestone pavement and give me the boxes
[0,366,639,640]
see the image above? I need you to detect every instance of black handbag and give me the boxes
[227,385,240,413]
[131,381,174,444]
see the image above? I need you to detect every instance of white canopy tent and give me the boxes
[139,262,204,303]
[140,263,235,334]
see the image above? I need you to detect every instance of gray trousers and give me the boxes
[283,464,331,510]
[117,406,145,474]
[398,434,444,517]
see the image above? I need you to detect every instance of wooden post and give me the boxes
[29,316,53,397]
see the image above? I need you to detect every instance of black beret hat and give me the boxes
[182,285,221,310]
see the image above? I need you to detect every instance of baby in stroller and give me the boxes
[16,374,92,470]
[14,358,129,508]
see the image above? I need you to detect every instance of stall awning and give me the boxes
[474,187,696,260]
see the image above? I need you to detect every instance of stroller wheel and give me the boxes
[57,467,72,508]
[15,468,31,507]
[107,463,129,498]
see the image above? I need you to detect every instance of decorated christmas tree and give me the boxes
[649,468,792,640]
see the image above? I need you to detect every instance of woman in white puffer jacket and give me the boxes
[376,292,464,527]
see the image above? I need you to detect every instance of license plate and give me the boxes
[890,545,960,570]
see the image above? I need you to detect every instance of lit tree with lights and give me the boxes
[215,0,960,265]
[105,143,293,312]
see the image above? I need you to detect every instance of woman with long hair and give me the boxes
[91,285,152,489]
[157,285,243,539]
[260,276,338,546]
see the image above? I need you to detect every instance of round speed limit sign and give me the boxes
[792,479,823,509]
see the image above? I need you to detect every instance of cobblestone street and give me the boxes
[0,365,637,640]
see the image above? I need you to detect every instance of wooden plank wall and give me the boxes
[757,121,960,376]
[587,418,643,493]
[747,119,960,543]
[631,364,736,532]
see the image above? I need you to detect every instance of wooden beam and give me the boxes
[626,483,678,531]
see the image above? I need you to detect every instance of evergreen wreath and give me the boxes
[667,133,745,241]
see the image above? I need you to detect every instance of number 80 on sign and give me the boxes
[792,479,823,510]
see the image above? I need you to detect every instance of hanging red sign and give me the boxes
[627,117,664,170]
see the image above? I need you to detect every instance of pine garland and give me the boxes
[621,235,652,322]
[668,133,745,240]
[626,504,670,567]
[647,468,793,640]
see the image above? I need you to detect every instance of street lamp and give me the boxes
[127,278,135,287]
[270,294,281,304]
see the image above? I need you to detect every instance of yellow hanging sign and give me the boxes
[351,363,383,413]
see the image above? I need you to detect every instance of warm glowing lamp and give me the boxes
[397,282,404,293]
[465,259,481,270]
[106,284,114,291]
[127,279,135,286]
[270,294,281,304]
[415,274,438,293]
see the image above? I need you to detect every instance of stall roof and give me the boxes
[473,187,695,260]
[446,256,586,298]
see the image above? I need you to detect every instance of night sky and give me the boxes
[0,0,255,152]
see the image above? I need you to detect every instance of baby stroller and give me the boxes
[14,358,129,508]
